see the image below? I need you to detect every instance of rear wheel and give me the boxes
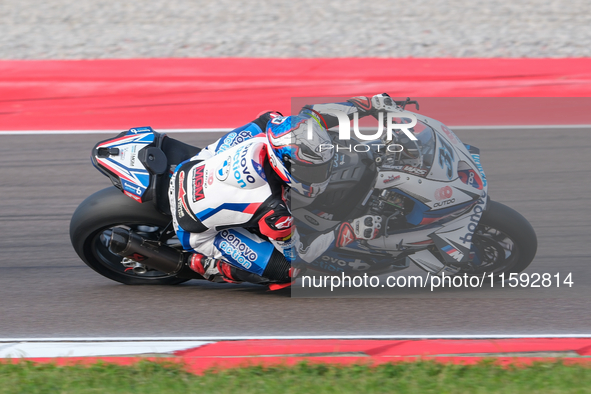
[70,187,189,285]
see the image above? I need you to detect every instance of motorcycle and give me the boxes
[70,100,537,285]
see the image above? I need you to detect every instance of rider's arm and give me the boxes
[296,215,382,264]
[299,94,396,129]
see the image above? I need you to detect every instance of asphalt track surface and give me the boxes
[1,128,590,338]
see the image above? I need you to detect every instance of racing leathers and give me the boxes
[168,95,392,284]
[169,113,293,284]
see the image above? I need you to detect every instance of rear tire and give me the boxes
[70,187,189,285]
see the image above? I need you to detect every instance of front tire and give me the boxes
[459,200,538,277]
[70,187,189,285]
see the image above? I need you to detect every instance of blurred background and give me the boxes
[1,0,590,59]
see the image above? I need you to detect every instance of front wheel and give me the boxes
[457,200,537,277]
[70,187,190,285]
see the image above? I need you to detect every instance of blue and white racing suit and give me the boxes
[168,100,378,283]
[168,114,295,283]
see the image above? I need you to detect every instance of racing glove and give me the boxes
[347,94,399,116]
[335,215,382,248]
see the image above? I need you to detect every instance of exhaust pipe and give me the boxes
[108,227,202,279]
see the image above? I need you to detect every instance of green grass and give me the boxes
[1,359,591,394]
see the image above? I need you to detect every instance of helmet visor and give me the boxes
[291,160,333,185]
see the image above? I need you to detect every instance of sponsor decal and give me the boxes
[268,151,278,168]
[384,174,401,184]
[434,186,453,201]
[438,136,455,180]
[232,145,256,188]
[203,169,213,188]
[283,247,297,262]
[348,96,372,111]
[177,171,189,218]
[304,215,320,226]
[332,153,346,168]
[471,154,488,187]
[459,191,487,245]
[271,116,287,125]
[312,259,344,273]
[348,259,371,270]
[218,132,236,152]
[266,151,291,184]
[252,159,266,180]
[433,198,456,208]
[458,169,484,190]
[130,253,146,261]
[130,145,137,167]
[274,235,296,262]
[208,171,214,185]
[217,130,254,153]
[127,127,151,135]
[123,182,143,195]
[216,156,231,181]
[401,165,427,176]
[123,190,142,202]
[317,256,370,271]
[192,165,205,202]
[321,255,347,266]
[216,230,258,270]
[275,216,293,229]
[336,222,355,247]
[441,244,464,262]
[317,211,334,220]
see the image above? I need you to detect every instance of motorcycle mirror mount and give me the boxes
[394,97,420,111]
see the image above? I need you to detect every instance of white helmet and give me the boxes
[265,115,334,198]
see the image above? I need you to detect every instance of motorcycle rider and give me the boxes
[168,94,398,285]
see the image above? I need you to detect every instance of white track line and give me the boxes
[0,341,212,358]
[0,125,590,135]
[2,334,591,342]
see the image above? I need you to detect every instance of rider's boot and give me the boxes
[187,253,235,283]
[188,253,285,285]
[188,253,261,284]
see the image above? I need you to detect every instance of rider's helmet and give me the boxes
[265,114,334,198]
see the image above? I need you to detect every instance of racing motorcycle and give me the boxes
[70,100,537,285]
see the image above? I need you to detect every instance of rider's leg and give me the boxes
[177,227,291,283]
[168,153,291,284]
[187,252,288,284]
[180,227,291,283]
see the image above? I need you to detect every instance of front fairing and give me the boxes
[375,112,488,213]
[380,112,485,185]
[367,112,489,263]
